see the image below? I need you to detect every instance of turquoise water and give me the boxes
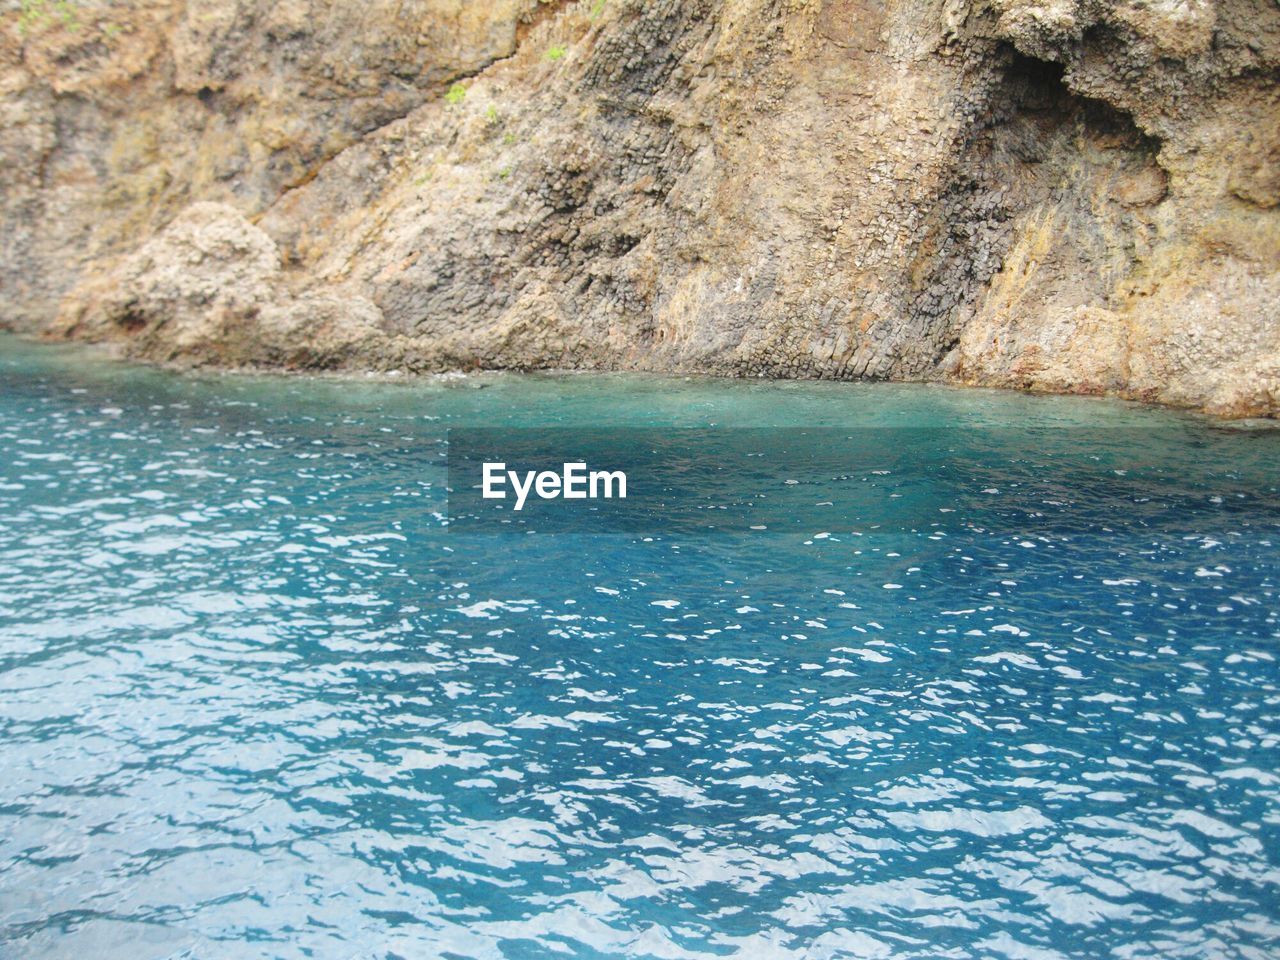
[1,336,1279,959]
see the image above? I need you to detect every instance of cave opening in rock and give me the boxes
[899,45,1168,377]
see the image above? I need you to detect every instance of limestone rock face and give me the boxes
[2,0,1277,415]
[53,202,384,367]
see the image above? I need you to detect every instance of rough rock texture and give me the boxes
[2,0,1277,415]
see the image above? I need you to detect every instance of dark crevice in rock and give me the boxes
[112,302,150,333]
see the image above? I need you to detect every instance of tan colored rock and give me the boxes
[0,0,534,328]
[1114,0,1216,59]
[1,0,1277,416]
[54,201,384,368]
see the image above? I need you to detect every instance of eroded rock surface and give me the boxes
[3,0,1277,414]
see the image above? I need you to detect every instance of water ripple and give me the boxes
[1,339,1278,958]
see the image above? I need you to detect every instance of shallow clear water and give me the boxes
[1,336,1279,960]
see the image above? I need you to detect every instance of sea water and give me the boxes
[1,335,1278,959]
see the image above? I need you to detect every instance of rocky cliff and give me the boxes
[2,0,1277,415]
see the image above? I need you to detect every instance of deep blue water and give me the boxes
[1,336,1279,960]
